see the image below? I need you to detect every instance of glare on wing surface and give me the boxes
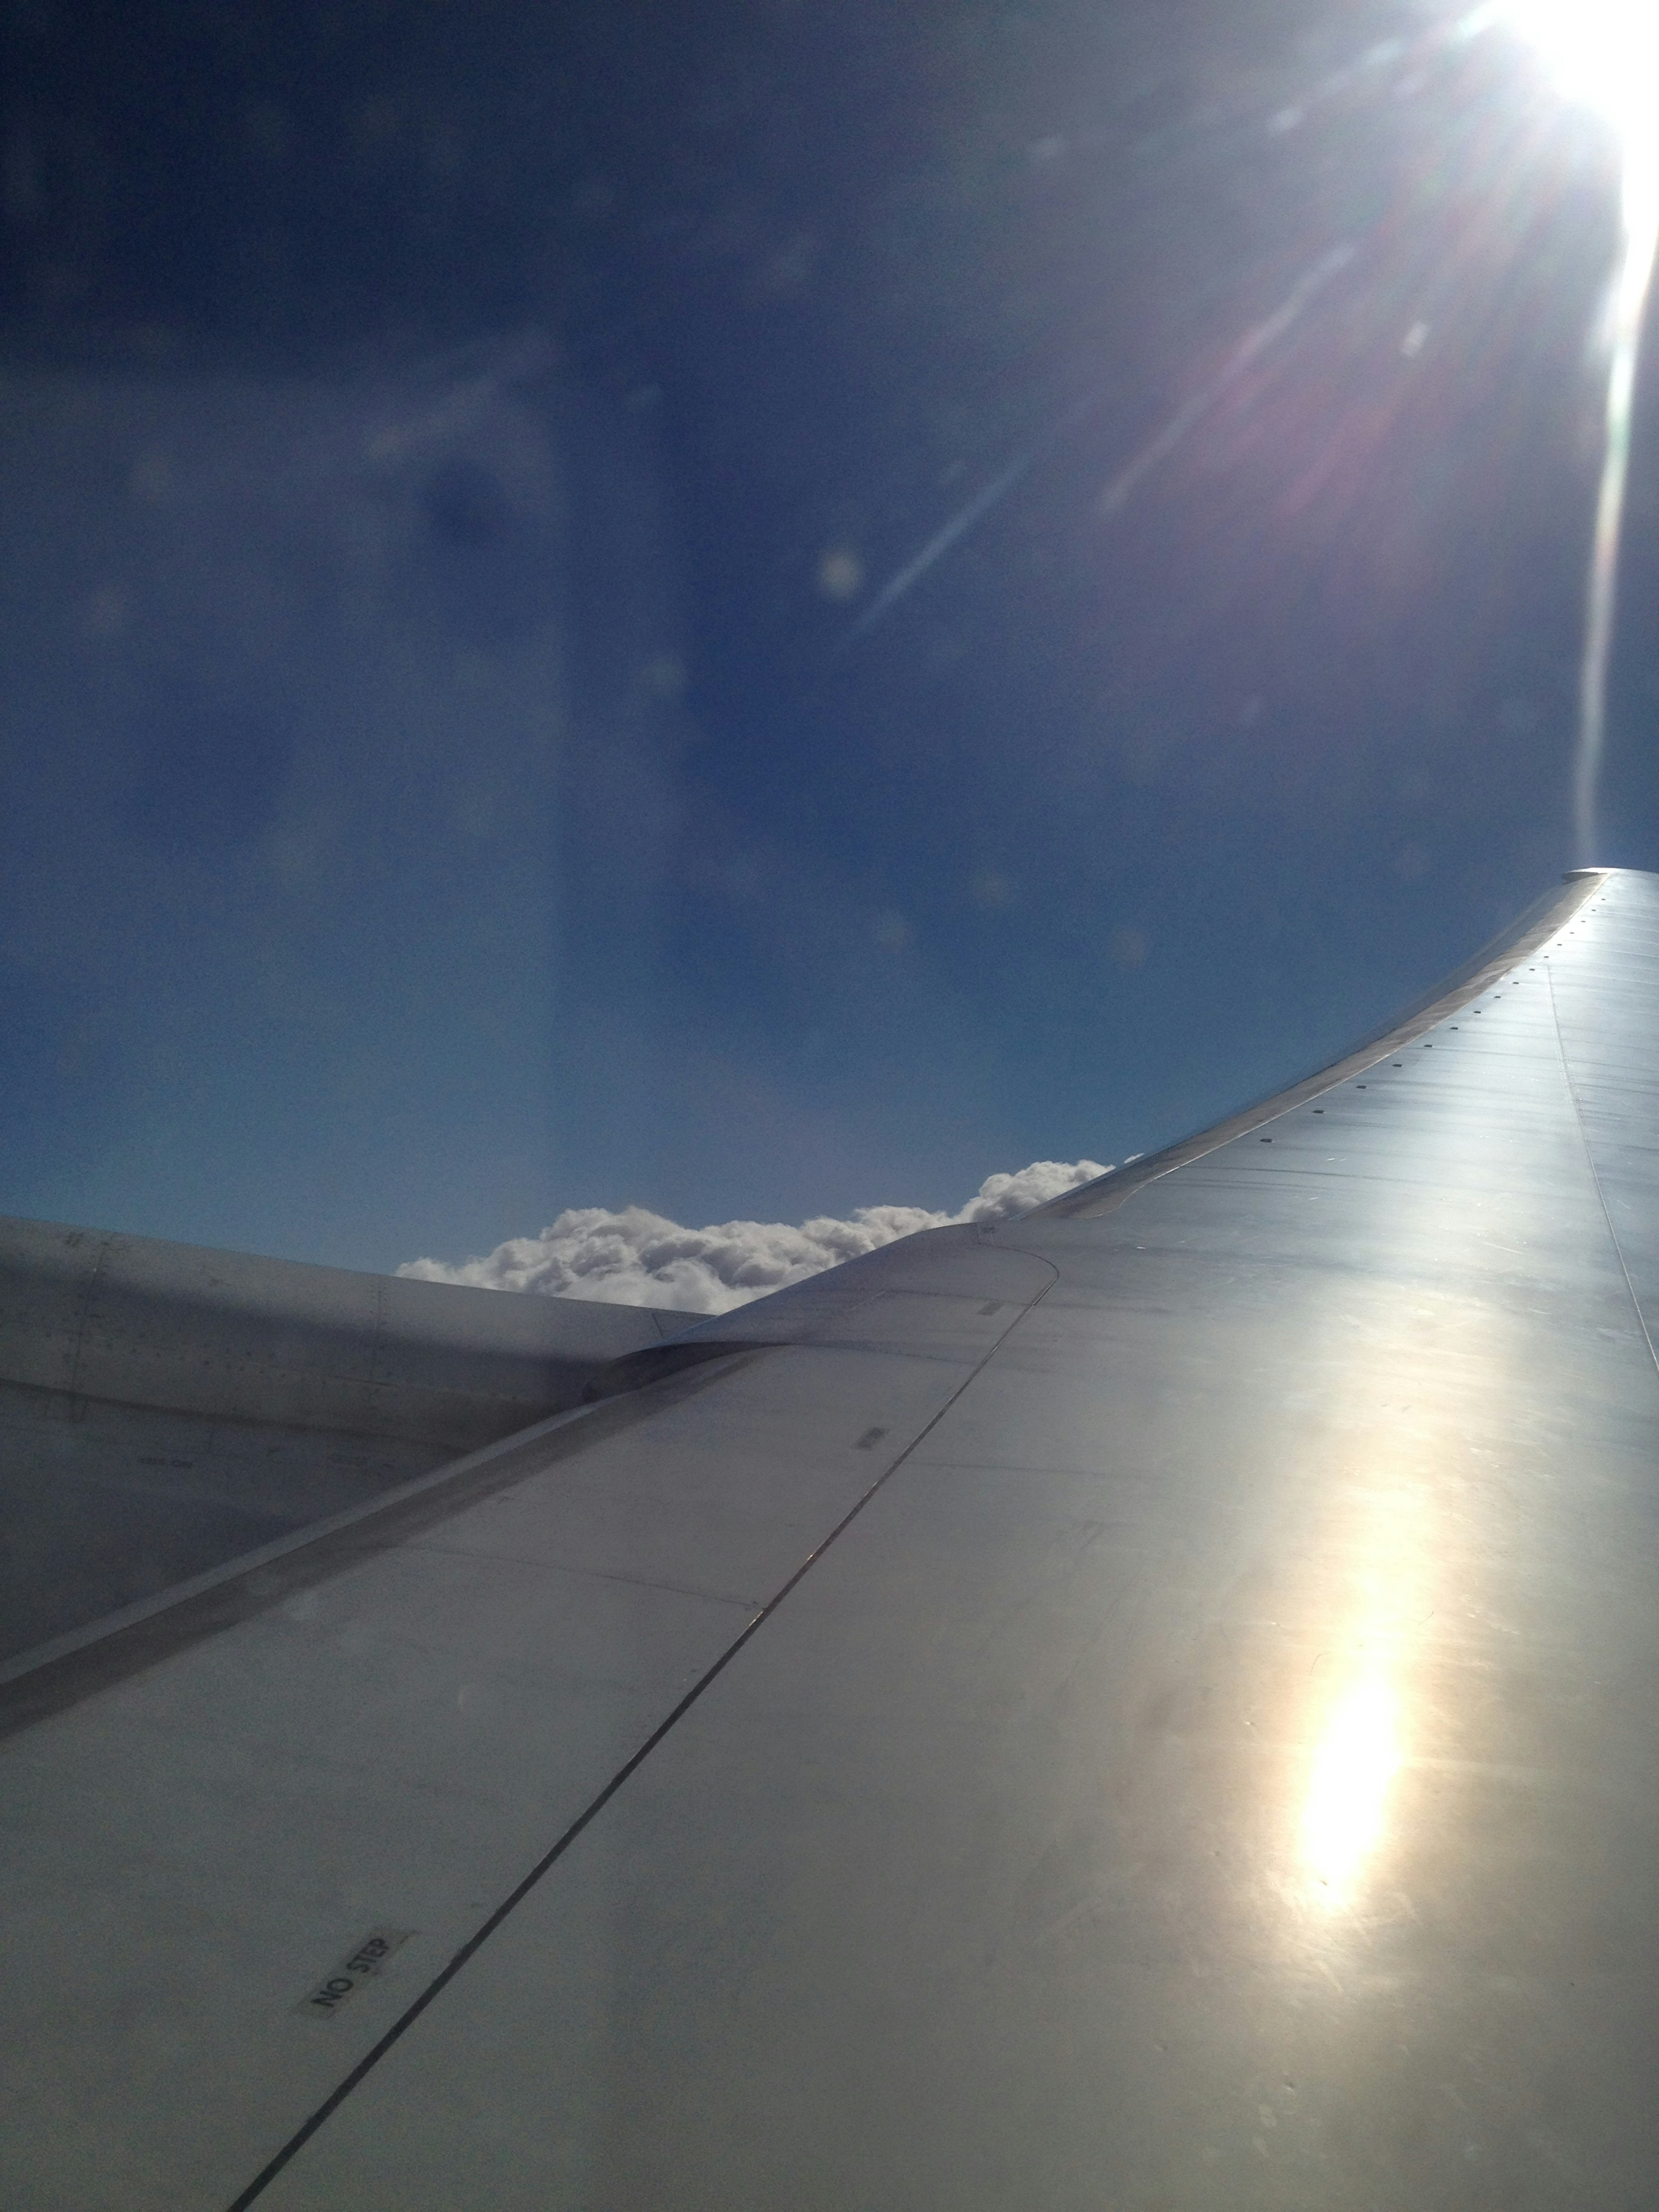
[1302,1675,1401,1904]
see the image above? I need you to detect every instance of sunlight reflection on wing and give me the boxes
[1301,1675,1402,1904]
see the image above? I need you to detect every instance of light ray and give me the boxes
[1098,244,1354,515]
[838,245,1352,655]
[1484,0,1659,858]
[838,449,1040,651]
[836,389,1105,652]
[1574,159,1659,860]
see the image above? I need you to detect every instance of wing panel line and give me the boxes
[222,1268,1058,2212]
[1546,956,1659,1387]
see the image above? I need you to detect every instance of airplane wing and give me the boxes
[0,1221,701,1663]
[4,865,1657,2210]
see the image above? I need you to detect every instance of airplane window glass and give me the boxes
[5,9,1659,2207]
[5,0,1645,1280]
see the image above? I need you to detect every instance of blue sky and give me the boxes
[3,0,1654,1273]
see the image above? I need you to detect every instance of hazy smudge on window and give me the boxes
[414,456,556,648]
[125,698,291,857]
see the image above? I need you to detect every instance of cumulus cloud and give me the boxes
[397,1158,1110,1315]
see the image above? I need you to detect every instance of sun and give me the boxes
[1499,0,1659,136]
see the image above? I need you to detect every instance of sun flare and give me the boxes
[1500,0,1659,136]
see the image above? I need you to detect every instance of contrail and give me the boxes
[1098,242,1354,514]
[1573,154,1659,863]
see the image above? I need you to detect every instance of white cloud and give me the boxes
[397,1158,1110,1315]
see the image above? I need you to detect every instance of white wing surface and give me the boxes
[5,866,1658,2212]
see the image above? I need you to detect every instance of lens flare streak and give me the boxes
[1479,0,1659,854]
[1575,163,1659,859]
[1097,245,1355,516]
[838,246,1353,653]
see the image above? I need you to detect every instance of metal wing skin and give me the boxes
[3,867,1657,2211]
[0,1223,702,1663]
